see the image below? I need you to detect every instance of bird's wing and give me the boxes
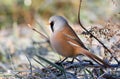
[61,24,88,50]
[63,33,88,50]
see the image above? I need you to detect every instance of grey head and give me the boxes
[49,15,68,32]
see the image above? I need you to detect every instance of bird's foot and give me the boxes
[55,57,68,66]
[82,60,94,65]
[55,58,75,66]
[75,58,94,65]
[66,58,75,64]
[55,62,63,66]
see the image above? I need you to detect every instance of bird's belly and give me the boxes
[50,34,75,57]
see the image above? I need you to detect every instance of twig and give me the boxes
[62,61,119,70]
[28,24,49,43]
[7,51,16,71]
[25,55,32,76]
[35,15,48,37]
[78,0,119,64]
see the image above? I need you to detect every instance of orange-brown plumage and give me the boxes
[49,15,110,67]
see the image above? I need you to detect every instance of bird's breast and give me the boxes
[50,31,75,57]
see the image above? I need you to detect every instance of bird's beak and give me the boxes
[47,22,50,26]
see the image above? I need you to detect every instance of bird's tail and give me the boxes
[77,48,110,67]
[67,40,110,67]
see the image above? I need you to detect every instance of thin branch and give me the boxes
[35,18,49,37]
[28,24,49,42]
[62,61,119,70]
[78,0,119,64]
[25,55,32,76]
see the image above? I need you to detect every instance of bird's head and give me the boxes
[49,15,68,32]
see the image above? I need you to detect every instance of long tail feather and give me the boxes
[80,48,110,67]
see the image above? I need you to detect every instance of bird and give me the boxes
[48,15,110,67]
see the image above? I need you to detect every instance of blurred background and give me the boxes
[0,0,120,74]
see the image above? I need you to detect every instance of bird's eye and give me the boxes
[50,21,54,32]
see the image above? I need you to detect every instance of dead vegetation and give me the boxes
[0,0,120,79]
